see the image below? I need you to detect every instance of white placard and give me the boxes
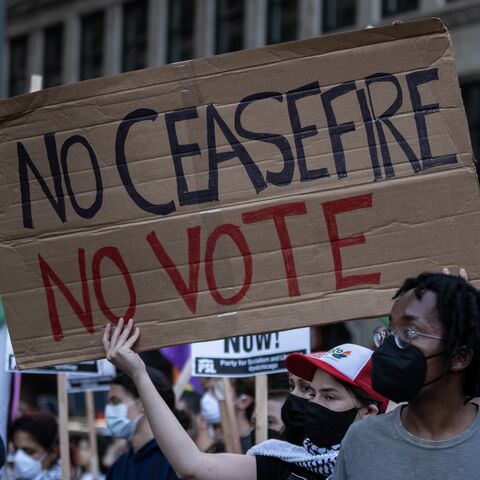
[192,328,310,377]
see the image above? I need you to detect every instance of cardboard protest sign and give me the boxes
[0,19,479,369]
[191,328,310,377]
[5,331,102,374]
[4,332,105,379]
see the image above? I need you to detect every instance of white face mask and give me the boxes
[105,402,142,440]
[200,392,221,425]
[13,449,46,479]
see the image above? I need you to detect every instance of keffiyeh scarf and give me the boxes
[247,437,340,477]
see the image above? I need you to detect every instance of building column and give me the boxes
[104,3,122,75]
[27,29,44,81]
[358,0,382,27]
[148,0,168,66]
[421,0,446,12]
[299,0,321,39]
[245,0,266,48]
[1,40,7,98]
[0,0,6,98]
[195,0,216,57]
[63,13,80,84]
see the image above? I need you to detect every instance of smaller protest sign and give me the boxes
[67,359,116,393]
[191,328,310,377]
[5,331,101,375]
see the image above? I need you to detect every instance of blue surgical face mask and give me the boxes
[105,401,142,440]
[13,449,46,479]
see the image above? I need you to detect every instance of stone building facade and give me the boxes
[2,0,479,156]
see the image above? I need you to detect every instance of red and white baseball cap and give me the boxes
[285,344,389,413]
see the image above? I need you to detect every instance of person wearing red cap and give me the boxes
[102,318,388,480]
[248,345,388,479]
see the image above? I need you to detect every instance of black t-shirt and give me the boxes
[255,456,327,480]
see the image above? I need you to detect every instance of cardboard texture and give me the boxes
[0,19,478,369]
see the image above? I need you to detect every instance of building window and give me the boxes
[382,0,419,17]
[43,24,63,88]
[267,0,298,44]
[80,11,104,80]
[322,0,356,33]
[123,0,148,72]
[462,81,480,161]
[167,0,195,63]
[9,35,28,96]
[216,0,244,54]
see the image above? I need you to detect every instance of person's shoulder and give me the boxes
[109,449,130,472]
[344,409,397,441]
[42,461,62,480]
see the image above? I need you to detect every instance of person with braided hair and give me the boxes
[333,268,480,480]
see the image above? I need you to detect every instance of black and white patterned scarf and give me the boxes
[247,437,340,477]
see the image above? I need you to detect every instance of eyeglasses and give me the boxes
[373,325,443,349]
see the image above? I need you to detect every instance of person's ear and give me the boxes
[451,346,473,372]
[357,403,379,420]
[43,446,59,469]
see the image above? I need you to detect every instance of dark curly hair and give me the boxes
[394,272,480,399]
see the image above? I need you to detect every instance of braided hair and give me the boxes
[394,272,480,399]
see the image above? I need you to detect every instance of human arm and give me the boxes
[103,318,256,480]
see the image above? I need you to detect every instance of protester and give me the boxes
[251,389,289,442]
[198,382,224,447]
[178,391,225,453]
[103,318,388,480]
[9,413,61,480]
[105,368,178,480]
[266,389,289,439]
[333,269,480,479]
[101,438,128,472]
[231,378,255,453]
[282,368,316,445]
[250,345,388,479]
[72,434,107,480]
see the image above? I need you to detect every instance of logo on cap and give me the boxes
[325,347,352,361]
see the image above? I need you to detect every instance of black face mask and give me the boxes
[372,334,446,404]
[249,428,285,445]
[304,402,358,448]
[281,394,308,445]
[268,428,285,441]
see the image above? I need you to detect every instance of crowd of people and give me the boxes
[2,269,480,479]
